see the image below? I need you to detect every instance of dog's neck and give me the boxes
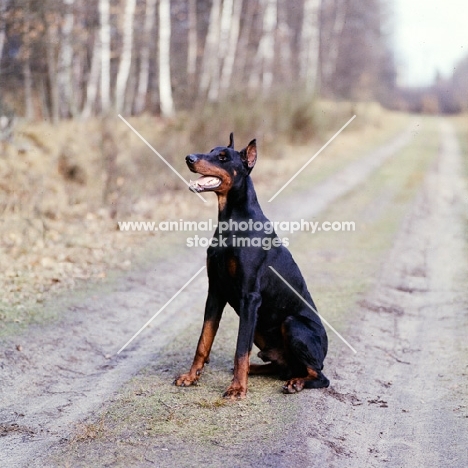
[217,176,264,222]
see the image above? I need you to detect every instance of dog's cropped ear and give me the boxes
[240,139,257,173]
[228,132,234,149]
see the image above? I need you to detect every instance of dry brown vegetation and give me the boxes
[0,100,405,333]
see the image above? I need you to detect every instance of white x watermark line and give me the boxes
[118,114,207,203]
[268,266,357,354]
[117,265,206,355]
[268,114,357,202]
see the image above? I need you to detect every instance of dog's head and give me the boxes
[185,133,257,194]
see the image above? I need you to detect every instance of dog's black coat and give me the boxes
[175,134,329,398]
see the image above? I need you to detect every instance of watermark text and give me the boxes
[117,219,355,234]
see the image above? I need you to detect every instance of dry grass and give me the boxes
[72,419,106,442]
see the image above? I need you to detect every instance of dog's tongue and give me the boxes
[189,175,221,191]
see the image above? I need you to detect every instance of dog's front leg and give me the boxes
[223,292,262,399]
[175,291,225,387]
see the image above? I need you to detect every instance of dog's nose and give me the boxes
[186,154,198,164]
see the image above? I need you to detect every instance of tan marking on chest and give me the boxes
[217,194,227,212]
[227,256,238,278]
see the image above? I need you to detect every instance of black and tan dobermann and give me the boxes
[174,134,329,399]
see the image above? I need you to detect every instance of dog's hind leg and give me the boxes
[282,368,330,393]
[248,362,279,375]
[280,315,330,393]
[248,330,285,375]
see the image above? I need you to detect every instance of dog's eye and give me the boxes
[218,152,227,161]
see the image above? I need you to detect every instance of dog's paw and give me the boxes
[174,372,199,387]
[282,378,305,394]
[223,384,247,400]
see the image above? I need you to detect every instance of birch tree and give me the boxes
[115,0,137,113]
[158,0,175,116]
[276,1,293,85]
[198,0,221,98]
[205,0,234,100]
[186,0,197,90]
[248,0,277,92]
[234,0,257,87]
[57,0,76,117]
[300,0,322,93]
[23,56,34,120]
[0,0,394,119]
[45,9,60,123]
[99,0,111,113]
[219,0,242,95]
[22,0,34,120]
[82,32,101,118]
[0,0,7,72]
[134,0,157,114]
[322,0,348,93]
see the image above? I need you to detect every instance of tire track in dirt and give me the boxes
[0,253,209,466]
[297,120,468,467]
[266,121,417,221]
[0,122,419,467]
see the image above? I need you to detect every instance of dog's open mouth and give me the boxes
[189,175,222,192]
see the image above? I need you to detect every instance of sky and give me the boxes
[394,0,468,87]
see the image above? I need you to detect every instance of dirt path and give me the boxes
[293,120,468,467]
[267,121,416,221]
[0,251,208,465]
[1,119,466,467]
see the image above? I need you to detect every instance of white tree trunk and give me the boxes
[57,0,76,117]
[198,0,221,97]
[234,0,256,85]
[39,76,50,120]
[134,0,157,114]
[276,2,293,84]
[261,0,277,91]
[300,0,322,93]
[219,0,242,95]
[23,0,34,119]
[73,47,84,113]
[206,0,233,101]
[82,33,101,118]
[0,30,5,72]
[158,0,175,116]
[186,0,197,87]
[115,0,137,113]
[23,58,34,120]
[249,0,277,92]
[46,22,60,122]
[124,59,137,115]
[322,0,347,90]
[0,0,6,71]
[99,0,111,113]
